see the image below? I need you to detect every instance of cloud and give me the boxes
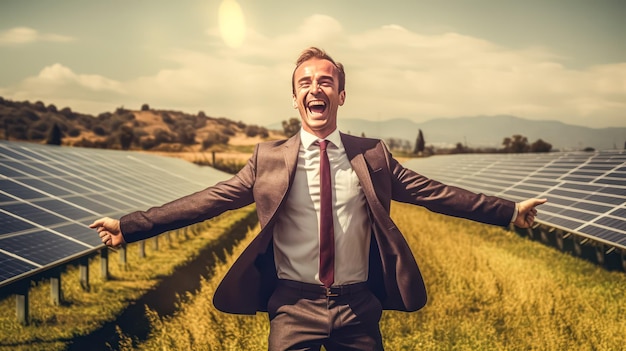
[1,15,625,128]
[2,63,124,113]
[0,27,75,45]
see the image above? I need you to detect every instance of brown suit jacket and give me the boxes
[120,132,515,314]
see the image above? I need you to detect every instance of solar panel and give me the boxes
[403,151,626,251]
[0,140,233,288]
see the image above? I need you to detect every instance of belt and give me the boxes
[277,279,369,298]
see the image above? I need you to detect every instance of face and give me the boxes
[292,58,346,138]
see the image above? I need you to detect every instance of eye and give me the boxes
[319,79,333,87]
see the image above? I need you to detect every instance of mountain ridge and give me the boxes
[332,115,626,151]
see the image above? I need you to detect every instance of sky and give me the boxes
[0,0,624,129]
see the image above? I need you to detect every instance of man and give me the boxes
[91,47,546,351]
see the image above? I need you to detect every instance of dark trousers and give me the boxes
[267,280,384,351]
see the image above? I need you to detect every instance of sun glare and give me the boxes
[218,0,246,48]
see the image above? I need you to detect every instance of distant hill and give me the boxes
[335,115,626,151]
[0,97,277,152]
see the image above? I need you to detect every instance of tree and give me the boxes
[530,139,552,153]
[454,142,465,154]
[46,123,62,145]
[282,118,301,137]
[141,103,150,111]
[414,129,425,155]
[178,125,196,145]
[510,134,530,153]
[502,137,512,152]
[119,125,134,150]
[502,135,529,153]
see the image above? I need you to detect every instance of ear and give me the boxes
[292,95,297,109]
[338,90,346,106]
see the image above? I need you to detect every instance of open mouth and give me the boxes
[307,100,326,115]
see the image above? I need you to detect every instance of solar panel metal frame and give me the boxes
[403,150,626,251]
[0,141,232,289]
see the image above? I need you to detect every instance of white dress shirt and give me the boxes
[273,128,371,286]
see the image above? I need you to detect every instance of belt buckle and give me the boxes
[325,287,339,297]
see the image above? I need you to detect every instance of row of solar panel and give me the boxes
[0,141,231,286]
[404,151,626,249]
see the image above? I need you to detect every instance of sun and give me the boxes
[218,0,246,48]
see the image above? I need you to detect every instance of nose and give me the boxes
[310,80,321,93]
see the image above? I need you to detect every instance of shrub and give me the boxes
[141,137,159,150]
[202,132,229,149]
[161,113,174,124]
[32,120,50,132]
[27,128,46,140]
[154,128,173,144]
[68,128,81,137]
[93,125,107,136]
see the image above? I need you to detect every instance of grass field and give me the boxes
[0,206,257,351]
[120,203,626,351]
[1,203,624,350]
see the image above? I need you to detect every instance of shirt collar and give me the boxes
[300,128,343,149]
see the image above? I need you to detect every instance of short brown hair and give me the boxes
[291,47,345,94]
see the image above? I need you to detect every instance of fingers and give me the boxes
[90,217,123,247]
[88,218,105,229]
[514,198,547,228]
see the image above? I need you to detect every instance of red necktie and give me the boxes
[318,140,334,288]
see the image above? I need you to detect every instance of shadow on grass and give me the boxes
[66,210,258,351]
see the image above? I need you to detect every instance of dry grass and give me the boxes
[3,202,623,350]
[127,203,626,351]
[0,206,257,351]
[381,203,625,350]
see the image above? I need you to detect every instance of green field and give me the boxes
[1,203,624,350]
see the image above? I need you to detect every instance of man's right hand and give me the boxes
[89,217,126,248]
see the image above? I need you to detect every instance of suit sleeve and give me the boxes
[385,143,515,227]
[119,145,258,243]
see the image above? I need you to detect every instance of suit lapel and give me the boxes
[341,133,396,235]
[282,133,300,185]
[257,133,299,228]
[341,133,377,203]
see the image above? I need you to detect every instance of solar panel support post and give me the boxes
[166,232,172,247]
[555,230,571,252]
[573,236,586,257]
[119,246,127,267]
[15,281,29,326]
[100,249,109,281]
[153,236,159,251]
[79,257,90,292]
[620,250,626,272]
[139,240,146,258]
[595,243,606,266]
[50,269,62,305]
[526,227,537,240]
[540,227,551,245]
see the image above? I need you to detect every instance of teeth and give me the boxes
[307,100,326,107]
